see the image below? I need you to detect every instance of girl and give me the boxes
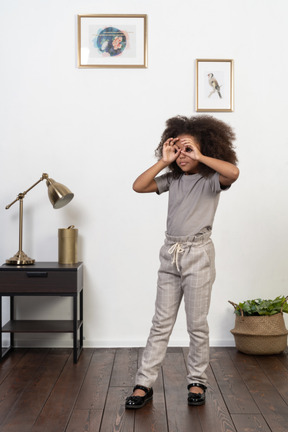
[125,115,239,408]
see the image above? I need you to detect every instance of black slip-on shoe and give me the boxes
[187,383,207,406]
[125,385,153,409]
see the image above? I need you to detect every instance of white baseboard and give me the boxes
[12,337,235,349]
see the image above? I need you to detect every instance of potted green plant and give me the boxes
[228,296,288,355]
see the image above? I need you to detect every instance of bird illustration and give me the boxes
[208,73,222,98]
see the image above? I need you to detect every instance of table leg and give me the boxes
[0,296,2,358]
[80,290,83,353]
[0,296,14,360]
[10,296,14,348]
[73,294,77,363]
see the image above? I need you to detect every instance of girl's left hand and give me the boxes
[179,138,202,161]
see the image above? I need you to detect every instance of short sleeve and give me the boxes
[155,172,173,195]
[209,172,231,193]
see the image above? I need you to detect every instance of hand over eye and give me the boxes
[174,145,180,154]
[181,144,202,161]
[162,138,181,163]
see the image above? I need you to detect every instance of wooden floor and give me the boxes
[0,347,288,432]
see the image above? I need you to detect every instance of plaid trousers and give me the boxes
[135,228,215,387]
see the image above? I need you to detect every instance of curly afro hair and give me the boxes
[155,115,238,178]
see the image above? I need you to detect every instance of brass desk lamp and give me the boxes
[5,173,74,265]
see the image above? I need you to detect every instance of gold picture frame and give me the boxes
[77,14,147,68]
[196,59,234,112]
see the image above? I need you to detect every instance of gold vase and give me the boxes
[58,226,78,264]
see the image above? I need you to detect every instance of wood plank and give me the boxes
[231,414,271,432]
[0,349,48,424]
[107,347,168,432]
[31,349,93,432]
[183,347,237,432]
[66,409,103,432]
[113,347,168,432]
[134,368,168,432]
[74,348,116,410]
[276,348,288,369]
[163,348,202,432]
[0,349,27,384]
[0,350,70,432]
[209,347,259,414]
[99,386,134,432]
[228,348,288,432]
[256,355,288,404]
[110,347,138,387]
[197,389,237,432]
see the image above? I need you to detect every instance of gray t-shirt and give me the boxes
[155,172,226,236]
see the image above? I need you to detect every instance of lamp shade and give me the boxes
[46,178,74,209]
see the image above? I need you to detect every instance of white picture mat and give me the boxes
[79,16,146,67]
[196,60,233,111]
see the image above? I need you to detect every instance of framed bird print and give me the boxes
[77,14,147,68]
[196,59,234,112]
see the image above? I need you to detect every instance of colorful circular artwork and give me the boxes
[94,27,127,57]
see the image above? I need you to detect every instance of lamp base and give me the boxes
[6,250,35,265]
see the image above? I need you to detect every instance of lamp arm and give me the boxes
[5,173,49,210]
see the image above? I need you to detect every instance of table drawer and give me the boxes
[0,270,80,294]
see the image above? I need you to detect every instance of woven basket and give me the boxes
[229,301,288,355]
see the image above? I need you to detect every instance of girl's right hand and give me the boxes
[162,138,180,164]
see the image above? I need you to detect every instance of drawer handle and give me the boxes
[26,272,48,278]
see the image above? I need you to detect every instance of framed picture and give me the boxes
[77,14,147,68]
[196,59,234,112]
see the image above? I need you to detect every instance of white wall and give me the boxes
[1,0,288,348]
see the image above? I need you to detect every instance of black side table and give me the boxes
[0,262,83,363]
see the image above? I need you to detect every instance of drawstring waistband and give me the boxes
[165,227,212,271]
[168,243,184,272]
